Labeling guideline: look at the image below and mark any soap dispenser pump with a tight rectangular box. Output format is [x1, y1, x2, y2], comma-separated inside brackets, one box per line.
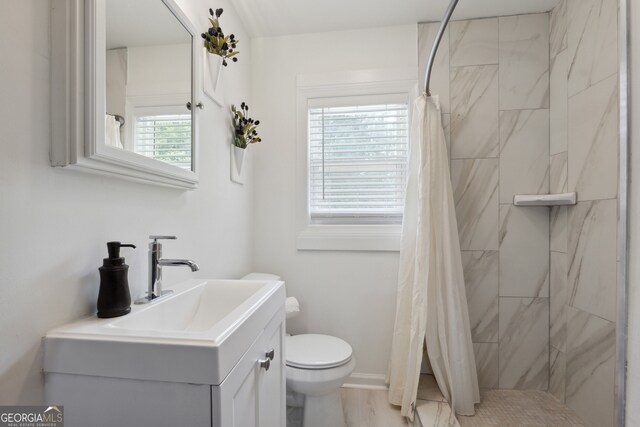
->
[97, 241, 136, 318]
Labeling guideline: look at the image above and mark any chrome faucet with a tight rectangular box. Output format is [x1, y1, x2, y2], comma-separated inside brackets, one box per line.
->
[135, 236, 199, 304]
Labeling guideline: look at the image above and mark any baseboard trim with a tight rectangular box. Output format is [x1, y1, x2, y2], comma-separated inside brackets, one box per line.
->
[342, 373, 388, 390]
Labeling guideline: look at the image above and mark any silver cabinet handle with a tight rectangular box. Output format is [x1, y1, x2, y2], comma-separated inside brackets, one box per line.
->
[259, 359, 271, 371]
[265, 349, 275, 361]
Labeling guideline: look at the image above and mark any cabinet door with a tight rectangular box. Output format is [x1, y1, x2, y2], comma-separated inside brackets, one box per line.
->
[213, 336, 262, 427]
[213, 311, 286, 427]
[258, 312, 286, 427]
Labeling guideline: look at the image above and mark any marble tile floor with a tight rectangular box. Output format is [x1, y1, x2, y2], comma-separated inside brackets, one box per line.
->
[341, 375, 584, 427]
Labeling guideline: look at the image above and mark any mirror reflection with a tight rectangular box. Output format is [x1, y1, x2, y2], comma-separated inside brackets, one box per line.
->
[105, 0, 193, 170]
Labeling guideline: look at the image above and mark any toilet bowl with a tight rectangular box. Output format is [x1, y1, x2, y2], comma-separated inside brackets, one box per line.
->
[286, 334, 355, 427]
[241, 273, 355, 427]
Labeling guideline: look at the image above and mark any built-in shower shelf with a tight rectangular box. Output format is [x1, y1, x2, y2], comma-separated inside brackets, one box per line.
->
[513, 192, 577, 207]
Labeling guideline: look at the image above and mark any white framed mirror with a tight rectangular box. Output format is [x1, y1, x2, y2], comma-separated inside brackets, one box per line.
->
[51, 0, 201, 189]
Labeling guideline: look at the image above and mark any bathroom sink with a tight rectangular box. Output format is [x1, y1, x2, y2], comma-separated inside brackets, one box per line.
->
[113, 280, 269, 332]
[44, 279, 285, 385]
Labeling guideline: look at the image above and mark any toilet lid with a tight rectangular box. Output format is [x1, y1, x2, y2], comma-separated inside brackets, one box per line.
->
[286, 334, 353, 369]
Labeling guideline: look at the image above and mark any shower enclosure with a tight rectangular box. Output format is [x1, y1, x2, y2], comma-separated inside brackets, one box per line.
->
[416, 0, 628, 425]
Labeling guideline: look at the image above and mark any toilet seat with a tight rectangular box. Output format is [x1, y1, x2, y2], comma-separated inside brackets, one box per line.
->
[286, 334, 353, 370]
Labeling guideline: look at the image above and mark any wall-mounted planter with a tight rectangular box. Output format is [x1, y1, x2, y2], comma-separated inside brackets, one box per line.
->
[230, 145, 246, 184]
[203, 49, 224, 107]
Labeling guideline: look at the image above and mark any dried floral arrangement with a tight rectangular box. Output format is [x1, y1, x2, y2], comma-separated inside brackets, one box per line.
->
[231, 102, 261, 148]
[201, 8, 239, 66]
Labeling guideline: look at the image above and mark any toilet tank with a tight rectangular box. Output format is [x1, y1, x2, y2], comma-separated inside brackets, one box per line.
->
[243, 273, 299, 322]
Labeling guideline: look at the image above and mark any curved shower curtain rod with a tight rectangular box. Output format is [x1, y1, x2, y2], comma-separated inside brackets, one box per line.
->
[424, 0, 460, 96]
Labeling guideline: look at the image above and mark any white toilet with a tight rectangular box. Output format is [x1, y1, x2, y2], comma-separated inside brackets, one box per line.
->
[242, 273, 355, 427]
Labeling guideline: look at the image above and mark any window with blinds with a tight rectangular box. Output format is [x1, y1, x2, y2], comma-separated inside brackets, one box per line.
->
[134, 113, 192, 170]
[308, 96, 409, 225]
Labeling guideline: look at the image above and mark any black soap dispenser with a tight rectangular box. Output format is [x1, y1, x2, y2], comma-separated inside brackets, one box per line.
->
[97, 241, 136, 318]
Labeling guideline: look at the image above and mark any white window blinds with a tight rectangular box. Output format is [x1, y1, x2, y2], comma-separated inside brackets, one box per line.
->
[308, 95, 409, 225]
[134, 113, 192, 170]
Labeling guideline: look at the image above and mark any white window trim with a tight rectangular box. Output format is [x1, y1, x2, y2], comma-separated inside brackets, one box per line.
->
[295, 68, 418, 252]
[132, 106, 192, 170]
[125, 93, 190, 151]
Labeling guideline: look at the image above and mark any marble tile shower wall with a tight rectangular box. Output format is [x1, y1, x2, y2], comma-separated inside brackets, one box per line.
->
[548, 1, 618, 427]
[418, 13, 551, 393]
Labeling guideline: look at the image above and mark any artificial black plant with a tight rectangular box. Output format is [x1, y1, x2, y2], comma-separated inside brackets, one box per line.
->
[231, 102, 261, 149]
[201, 8, 239, 66]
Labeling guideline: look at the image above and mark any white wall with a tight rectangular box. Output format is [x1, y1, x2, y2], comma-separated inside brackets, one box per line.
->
[127, 43, 191, 97]
[251, 25, 417, 380]
[106, 48, 127, 117]
[626, 1, 640, 425]
[0, 0, 253, 404]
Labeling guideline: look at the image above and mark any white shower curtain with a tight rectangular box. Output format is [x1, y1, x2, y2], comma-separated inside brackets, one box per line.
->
[386, 95, 479, 421]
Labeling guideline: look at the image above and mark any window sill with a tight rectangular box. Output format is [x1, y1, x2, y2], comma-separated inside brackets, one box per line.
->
[296, 225, 401, 252]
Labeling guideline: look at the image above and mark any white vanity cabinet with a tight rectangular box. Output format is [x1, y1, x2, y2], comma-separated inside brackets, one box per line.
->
[258, 318, 287, 426]
[213, 310, 286, 427]
[44, 279, 286, 427]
